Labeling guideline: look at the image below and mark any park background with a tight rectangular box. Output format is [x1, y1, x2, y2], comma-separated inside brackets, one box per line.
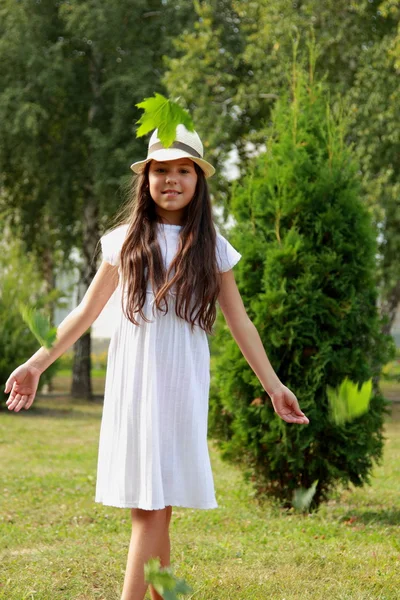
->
[1, 1, 400, 598]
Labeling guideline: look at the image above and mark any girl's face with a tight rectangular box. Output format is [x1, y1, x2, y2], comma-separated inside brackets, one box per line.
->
[148, 158, 198, 225]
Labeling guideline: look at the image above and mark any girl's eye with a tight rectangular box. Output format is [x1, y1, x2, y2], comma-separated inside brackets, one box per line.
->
[155, 168, 190, 174]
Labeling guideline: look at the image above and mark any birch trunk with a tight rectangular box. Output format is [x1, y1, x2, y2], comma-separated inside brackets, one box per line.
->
[71, 198, 99, 399]
[71, 48, 102, 399]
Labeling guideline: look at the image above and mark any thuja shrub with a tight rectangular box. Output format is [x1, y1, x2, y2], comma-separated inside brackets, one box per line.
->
[209, 58, 395, 508]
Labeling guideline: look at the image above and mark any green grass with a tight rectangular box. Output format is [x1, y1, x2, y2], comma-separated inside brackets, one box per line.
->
[56, 369, 106, 378]
[380, 380, 400, 402]
[0, 379, 399, 599]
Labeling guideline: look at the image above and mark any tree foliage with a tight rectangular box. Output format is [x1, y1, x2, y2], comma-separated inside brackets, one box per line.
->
[164, 0, 400, 331]
[0, 0, 196, 395]
[0, 0, 197, 255]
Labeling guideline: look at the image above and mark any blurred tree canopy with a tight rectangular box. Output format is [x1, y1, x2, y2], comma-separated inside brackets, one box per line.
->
[0, 0, 196, 266]
[164, 0, 400, 331]
[0, 0, 196, 396]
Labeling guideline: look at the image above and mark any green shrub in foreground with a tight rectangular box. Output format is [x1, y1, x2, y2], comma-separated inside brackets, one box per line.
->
[209, 53, 395, 508]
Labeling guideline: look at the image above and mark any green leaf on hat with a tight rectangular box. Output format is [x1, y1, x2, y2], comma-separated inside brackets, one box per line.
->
[135, 93, 195, 148]
[19, 304, 57, 349]
[327, 377, 373, 425]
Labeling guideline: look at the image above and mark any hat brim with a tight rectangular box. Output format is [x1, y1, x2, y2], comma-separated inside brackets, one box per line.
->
[130, 148, 215, 178]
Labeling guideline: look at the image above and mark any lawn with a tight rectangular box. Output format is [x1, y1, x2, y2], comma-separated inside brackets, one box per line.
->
[0, 376, 399, 599]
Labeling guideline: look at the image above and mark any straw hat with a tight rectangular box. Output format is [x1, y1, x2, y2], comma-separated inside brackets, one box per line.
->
[130, 124, 215, 178]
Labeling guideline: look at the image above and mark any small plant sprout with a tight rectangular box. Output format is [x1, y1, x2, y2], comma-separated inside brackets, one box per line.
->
[292, 480, 319, 513]
[327, 377, 373, 426]
[144, 558, 193, 599]
[19, 304, 57, 350]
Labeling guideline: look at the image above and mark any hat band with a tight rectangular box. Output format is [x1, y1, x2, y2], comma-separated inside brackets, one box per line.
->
[148, 141, 202, 159]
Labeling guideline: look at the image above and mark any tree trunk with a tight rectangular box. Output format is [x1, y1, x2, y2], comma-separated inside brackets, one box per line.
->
[380, 281, 400, 337]
[71, 47, 103, 400]
[42, 213, 57, 393]
[70, 197, 99, 399]
[71, 330, 93, 399]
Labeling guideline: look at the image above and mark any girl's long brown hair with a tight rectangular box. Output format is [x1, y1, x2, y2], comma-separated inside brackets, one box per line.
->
[106, 161, 221, 335]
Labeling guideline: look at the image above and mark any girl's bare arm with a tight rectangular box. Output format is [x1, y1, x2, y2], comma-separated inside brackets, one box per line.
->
[26, 261, 119, 374]
[217, 269, 309, 424]
[217, 269, 282, 394]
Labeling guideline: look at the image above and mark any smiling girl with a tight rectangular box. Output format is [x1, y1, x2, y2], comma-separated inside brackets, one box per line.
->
[4, 124, 308, 600]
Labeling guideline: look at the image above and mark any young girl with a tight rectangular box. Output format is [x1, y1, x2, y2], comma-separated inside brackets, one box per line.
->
[5, 124, 309, 600]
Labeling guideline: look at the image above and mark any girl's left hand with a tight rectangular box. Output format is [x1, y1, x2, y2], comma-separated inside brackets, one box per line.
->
[268, 384, 309, 424]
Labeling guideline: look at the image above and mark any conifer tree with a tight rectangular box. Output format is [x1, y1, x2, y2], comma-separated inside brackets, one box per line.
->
[209, 46, 395, 508]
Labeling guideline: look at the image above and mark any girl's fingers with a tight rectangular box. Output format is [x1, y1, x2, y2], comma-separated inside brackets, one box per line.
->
[7, 393, 21, 411]
[4, 377, 14, 394]
[15, 396, 27, 412]
[286, 392, 309, 422]
[293, 405, 309, 421]
[5, 383, 15, 403]
[8, 392, 24, 411]
[280, 410, 309, 424]
[25, 395, 35, 409]
[5, 383, 35, 411]
[10, 394, 21, 410]
[295, 406, 307, 417]
[286, 416, 307, 424]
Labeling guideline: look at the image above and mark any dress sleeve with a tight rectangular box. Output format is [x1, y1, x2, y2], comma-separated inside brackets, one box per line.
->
[100, 225, 129, 267]
[216, 231, 242, 273]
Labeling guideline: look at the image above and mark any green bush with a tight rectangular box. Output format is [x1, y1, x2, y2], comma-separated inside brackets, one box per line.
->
[56, 352, 75, 371]
[209, 55, 395, 508]
[0, 237, 64, 407]
[57, 351, 108, 373]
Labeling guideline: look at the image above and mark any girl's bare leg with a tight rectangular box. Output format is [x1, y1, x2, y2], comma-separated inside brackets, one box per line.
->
[149, 505, 173, 600]
[120, 505, 173, 600]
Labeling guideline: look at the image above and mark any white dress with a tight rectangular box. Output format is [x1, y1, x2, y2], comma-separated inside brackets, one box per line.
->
[95, 222, 241, 510]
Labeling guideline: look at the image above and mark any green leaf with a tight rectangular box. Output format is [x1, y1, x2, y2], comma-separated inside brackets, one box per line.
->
[135, 93, 195, 147]
[174, 580, 193, 594]
[292, 479, 318, 512]
[19, 304, 57, 349]
[327, 378, 373, 425]
[144, 558, 193, 599]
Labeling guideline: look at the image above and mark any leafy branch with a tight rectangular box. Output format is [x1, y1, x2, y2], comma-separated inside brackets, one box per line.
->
[144, 558, 193, 600]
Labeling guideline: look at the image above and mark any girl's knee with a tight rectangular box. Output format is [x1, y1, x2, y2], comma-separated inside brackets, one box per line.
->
[130, 506, 168, 526]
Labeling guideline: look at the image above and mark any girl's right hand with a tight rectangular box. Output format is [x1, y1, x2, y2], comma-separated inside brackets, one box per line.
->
[4, 363, 42, 412]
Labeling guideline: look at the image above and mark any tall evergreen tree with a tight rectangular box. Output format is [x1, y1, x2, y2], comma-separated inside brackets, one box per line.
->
[209, 50, 395, 507]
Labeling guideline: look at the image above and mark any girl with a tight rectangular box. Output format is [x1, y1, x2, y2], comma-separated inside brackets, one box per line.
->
[4, 124, 309, 600]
